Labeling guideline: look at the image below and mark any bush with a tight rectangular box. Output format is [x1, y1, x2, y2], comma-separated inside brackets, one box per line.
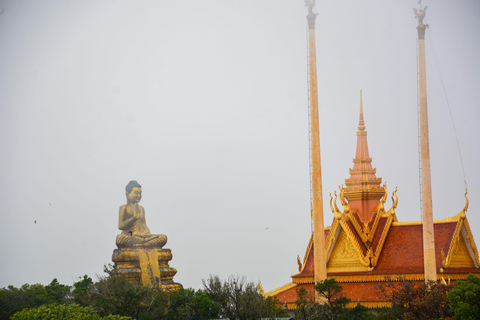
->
[10, 303, 132, 320]
[377, 277, 453, 319]
[447, 273, 480, 320]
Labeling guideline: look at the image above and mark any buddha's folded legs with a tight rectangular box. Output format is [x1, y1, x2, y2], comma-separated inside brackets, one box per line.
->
[116, 234, 167, 248]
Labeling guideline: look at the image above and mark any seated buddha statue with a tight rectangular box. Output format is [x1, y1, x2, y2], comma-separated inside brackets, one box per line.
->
[116, 180, 167, 248]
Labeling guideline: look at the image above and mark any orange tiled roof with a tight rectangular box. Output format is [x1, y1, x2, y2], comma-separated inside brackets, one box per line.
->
[370, 217, 387, 254]
[271, 220, 480, 306]
[285, 219, 479, 282]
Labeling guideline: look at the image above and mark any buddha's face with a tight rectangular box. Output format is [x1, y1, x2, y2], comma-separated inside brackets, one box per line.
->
[127, 187, 142, 204]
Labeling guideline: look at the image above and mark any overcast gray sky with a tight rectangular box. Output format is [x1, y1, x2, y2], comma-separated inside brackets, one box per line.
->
[0, 0, 479, 292]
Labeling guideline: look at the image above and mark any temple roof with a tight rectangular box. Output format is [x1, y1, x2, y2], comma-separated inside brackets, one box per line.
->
[267, 201, 480, 307]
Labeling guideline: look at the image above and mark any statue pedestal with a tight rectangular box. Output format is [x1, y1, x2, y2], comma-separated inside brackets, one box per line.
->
[112, 247, 182, 290]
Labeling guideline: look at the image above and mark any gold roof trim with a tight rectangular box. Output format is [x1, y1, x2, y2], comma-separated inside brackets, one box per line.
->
[326, 193, 343, 261]
[302, 234, 314, 271]
[292, 276, 314, 284]
[352, 157, 372, 163]
[393, 216, 463, 226]
[284, 303, 297, 311]
[258, 281, 265, 296]
[349, 167, 376, 175]
[285, 301, 392, 311]
[343, 190, 385, 201]
[345, 177, 383, 185]
[326, 219, 341, 262]
[264, 282, 296, 297]
[346, 301, 392, 309]
[329, 272, 475, 283]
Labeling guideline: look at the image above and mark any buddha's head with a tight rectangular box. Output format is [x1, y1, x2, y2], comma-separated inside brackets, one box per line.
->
[126, 180, 142, 204]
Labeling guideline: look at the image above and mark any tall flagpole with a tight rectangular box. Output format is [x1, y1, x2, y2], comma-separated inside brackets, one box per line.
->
[414, 2, 437, 283]
[305, 0, 327, 300]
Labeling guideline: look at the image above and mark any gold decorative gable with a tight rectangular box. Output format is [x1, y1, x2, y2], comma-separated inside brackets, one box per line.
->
[326, 186, 398, 269]
[327, 229, 371, 272]
[442, 192, 480, 269]
[449, 235, 475, 268]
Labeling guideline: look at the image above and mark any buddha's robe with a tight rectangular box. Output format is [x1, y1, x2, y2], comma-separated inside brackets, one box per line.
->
[116, 204, 167, 248]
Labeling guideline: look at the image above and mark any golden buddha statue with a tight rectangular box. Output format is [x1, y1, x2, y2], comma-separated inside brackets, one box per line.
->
[112, 181, 181, 290]
[116, 180, 167, 248]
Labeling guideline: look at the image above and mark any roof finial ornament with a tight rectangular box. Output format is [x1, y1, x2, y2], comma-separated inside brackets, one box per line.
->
[358, 90, 366, 131]
[305, 0, 317, 28]
[413, 0, 428, 26]
[305, 0, 315, 14]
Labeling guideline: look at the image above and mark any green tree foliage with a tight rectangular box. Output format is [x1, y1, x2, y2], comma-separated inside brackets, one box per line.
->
[2, 272, 290, 320]
[72, 275, 94, 306]
[314, 278, 350, 319]
[164, 288, 219, 320]
[0, 279, 70, 320]
[294, 287, 317, 320]
[10, 303, 132, 320]
[447, 273, 480, 320]
[202, 274, 288, 320]
[88, 274, 169, 320]
[294, 279, 372, 320]
[44, 279, 70, 304]
[377, 277, 453, 319]
[263, 295, 289, 320]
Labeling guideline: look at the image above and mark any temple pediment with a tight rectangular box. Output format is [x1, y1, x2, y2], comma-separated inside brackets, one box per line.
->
[441, 192, 480, 269]
[327, 228, 372, 272]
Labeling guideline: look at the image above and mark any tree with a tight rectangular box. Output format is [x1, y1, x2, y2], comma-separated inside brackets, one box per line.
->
[294, 279, 371, 320]
[90, 274, 169, 320]
[202, 274, 287, 320]
[262, 295, 289, 320]
[45, 278, 70, 304]
[72, 275, 95, 306]
[377, 277, 453, 319]
[0, 279, 71, 320]
[10, 303, 132, 320]
[165, 288, 219, 320]
[294, 287, 316, 320]
[447, 273, 480, 320]
[70, 264, 170, 320]
[314, 278, 354, 320]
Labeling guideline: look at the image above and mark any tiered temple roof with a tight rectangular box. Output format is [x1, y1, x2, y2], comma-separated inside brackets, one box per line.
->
[267, 101, 480, 309]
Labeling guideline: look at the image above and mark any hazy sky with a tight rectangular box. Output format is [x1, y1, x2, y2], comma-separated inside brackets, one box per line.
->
[0, 1, 479, 292]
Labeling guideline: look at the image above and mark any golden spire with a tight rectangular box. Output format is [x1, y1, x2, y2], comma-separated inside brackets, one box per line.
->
[358, 90, 365, 131]
[342, 93, 384, 223]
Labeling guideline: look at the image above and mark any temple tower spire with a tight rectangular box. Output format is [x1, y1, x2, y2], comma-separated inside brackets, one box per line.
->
[343, 92, 383, 223]
[358, 91, 365, 131]
[414, 1, 437, 282]
[305, 0, 327, 300]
